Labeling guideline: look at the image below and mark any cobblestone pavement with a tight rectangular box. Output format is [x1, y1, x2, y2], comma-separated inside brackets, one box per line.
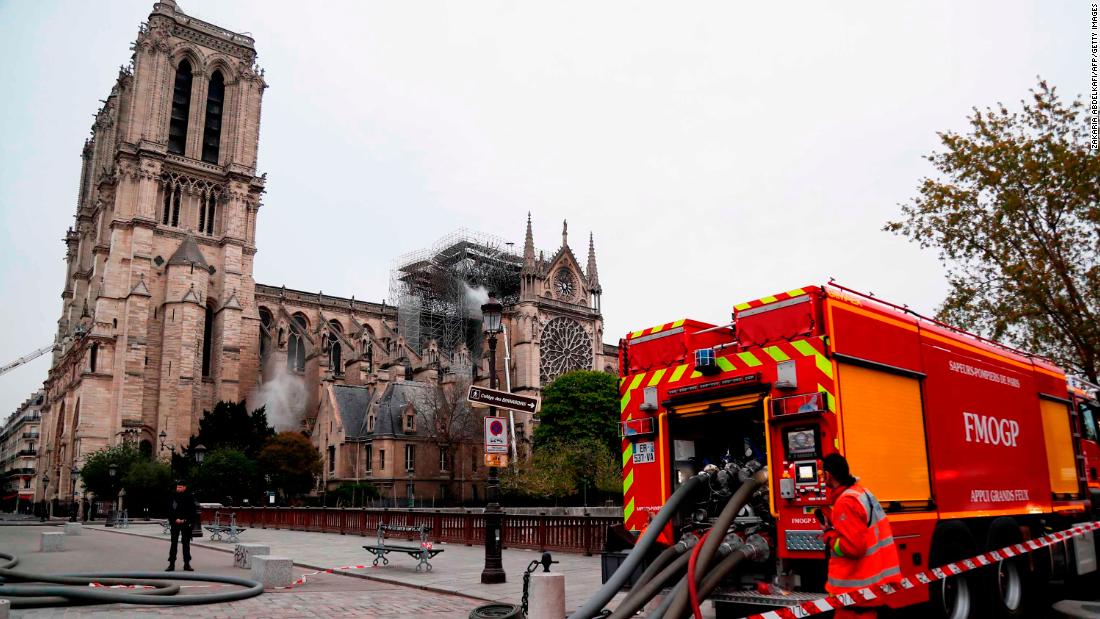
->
[0, 525, 480, 618]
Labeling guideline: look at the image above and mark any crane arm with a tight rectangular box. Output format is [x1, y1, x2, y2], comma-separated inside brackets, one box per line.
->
[0, 344, 56, 377]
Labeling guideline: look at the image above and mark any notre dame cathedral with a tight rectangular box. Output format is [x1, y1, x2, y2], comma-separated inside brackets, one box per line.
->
[36, 1, 615, 506]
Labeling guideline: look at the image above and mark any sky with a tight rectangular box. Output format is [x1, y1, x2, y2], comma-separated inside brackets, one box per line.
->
[0, 0, 1089, 417]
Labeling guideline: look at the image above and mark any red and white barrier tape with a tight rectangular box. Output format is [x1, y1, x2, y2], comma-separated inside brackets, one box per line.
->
[741, 521, 1100, 619]
[276, 563, 373, 589]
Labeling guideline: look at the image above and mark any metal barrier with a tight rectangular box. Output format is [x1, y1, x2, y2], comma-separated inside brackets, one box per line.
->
[199, 507, 619, 555]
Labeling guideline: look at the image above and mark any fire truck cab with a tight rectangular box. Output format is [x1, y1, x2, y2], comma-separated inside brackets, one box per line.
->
[616, 283, 1096, 618]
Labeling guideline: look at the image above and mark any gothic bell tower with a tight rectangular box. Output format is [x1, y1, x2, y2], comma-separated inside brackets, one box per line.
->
[42, 0, 268, 491]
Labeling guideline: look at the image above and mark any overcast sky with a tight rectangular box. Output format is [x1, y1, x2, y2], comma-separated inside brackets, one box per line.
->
[0, 1, 1089, 417]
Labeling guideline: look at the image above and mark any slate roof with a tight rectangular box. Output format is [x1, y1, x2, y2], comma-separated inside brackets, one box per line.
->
[168, 233, 210, 268]
[371, 381, 437, 438]
[332, 384, 374, 440]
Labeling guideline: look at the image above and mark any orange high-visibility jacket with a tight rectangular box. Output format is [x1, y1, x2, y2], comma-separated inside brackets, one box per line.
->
[825, 484, 902, 595]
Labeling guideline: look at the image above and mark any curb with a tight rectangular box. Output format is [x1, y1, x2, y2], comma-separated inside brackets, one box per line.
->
[88, 525, 501, 605]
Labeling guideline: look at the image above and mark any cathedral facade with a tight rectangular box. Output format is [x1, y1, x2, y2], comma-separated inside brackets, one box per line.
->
[35, 1, 616, 506]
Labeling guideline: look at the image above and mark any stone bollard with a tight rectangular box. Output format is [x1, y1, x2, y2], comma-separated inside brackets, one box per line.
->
[0, 598, 9, 619]
[250, 555, 293, 588]
[40, 532, 65, 552]
[527, 571, 565, 619]
[64, 522, 83, 536]
[233, 543, 271, 569]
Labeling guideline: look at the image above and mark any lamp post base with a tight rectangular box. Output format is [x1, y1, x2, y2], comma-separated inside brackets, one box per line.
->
[480, 502, 507, 584]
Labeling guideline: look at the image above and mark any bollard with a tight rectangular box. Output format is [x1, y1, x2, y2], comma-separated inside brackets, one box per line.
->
[233, 543, 271, 569]
[40, 532, 65, 552]
[527, 571, 565, 619]
[64, 522, 83, 536]
[250, 555, 293, 588]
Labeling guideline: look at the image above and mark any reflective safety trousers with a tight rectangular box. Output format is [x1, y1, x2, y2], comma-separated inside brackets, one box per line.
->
[825, 484, 902, 596]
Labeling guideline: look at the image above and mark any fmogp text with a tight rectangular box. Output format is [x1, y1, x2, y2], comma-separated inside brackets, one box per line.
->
[962, 412, 1020, 447]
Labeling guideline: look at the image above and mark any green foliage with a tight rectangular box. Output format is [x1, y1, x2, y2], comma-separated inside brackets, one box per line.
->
[534, 370, 620, 454]
[121, 458, 173, 513]
[79, 443, 142, 500]
[190, 401, 276, 459]
[502, 438, 622, 503]
[325, 482, 381, 507]
[886, 80, 1100, 381]
[192, 448, 260, 505]
[259, 432, 322, 500]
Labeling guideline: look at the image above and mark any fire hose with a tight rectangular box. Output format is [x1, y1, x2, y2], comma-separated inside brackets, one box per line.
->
[604, 469, 769, 619]
[0, 551, 264, 608]
[568, 470, 713, 619]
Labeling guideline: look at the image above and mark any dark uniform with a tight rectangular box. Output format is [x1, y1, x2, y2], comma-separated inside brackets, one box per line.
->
[167, 486, 197, 571]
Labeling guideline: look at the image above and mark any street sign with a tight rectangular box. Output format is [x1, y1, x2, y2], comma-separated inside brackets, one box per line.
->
[485, 417, 509, 454]
[484, 453, 509, 467]
[468, 385, 540, 415]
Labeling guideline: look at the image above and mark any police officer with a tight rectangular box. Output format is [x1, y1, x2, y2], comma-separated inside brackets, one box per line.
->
[821, 454, 901, 618]
[166, 480, 197, 572]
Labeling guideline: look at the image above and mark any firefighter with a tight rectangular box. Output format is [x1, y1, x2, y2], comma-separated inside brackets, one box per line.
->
[821, 454, 901, 618]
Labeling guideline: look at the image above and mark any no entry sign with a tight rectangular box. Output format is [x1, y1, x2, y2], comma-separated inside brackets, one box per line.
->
[484, 417, 509, 454]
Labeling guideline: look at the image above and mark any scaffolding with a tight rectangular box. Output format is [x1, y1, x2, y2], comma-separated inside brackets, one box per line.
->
[390, 230, 529, 360]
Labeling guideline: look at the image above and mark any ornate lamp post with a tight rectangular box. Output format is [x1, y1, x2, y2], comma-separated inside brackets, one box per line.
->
[39, 473, 50, 522]
[70, 466, 79, 522]
[105, 463, 118, 527]
[480, 294, 506, 584]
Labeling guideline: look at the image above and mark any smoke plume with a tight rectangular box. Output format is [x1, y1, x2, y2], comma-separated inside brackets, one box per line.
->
[248, 361, 308, 432]
[464, 283, 490, 319]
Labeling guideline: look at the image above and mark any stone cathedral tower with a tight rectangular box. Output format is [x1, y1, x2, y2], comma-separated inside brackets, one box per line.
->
[39, 0, 266, 502]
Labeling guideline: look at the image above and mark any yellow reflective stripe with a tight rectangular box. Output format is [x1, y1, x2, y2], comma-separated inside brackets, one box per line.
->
[764, 346, 790, 362]
[620, 374, 645, 413]
[690, 370, 702, 379]
[624, 469, 634, 491]
[760, 295, 778, 304]
[620, 376, 628, 387]
[622, 443, 633, 467]
[787, 288, 807, 297]
[791, 339, 834, 379]
[833, 539, 844, 557]
[631, 329, 645, 338]
[647, 369, 666, 387]
[671, 319, 685, 328]
[650, 324, 665, 334]
[669, 364, 689, 383]
[737, 351, 762, 367]
[819, 385, 836, 411]
[716, 357, 735, 372]
[624, 497, 635, 521]
[734, 302, 752, 311]
[828, 566, 902, 589]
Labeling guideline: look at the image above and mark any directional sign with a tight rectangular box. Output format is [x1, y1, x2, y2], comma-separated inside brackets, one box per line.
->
[485, 417, 509, 454]
[468, 385, 540, 415]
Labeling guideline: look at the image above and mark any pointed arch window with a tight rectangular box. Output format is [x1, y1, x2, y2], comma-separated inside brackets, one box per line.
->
[202, 303, 214, 377]
[168, 59, 193, 155]
[201, 71, 224, 164]
[89, 344, 98, 373]
[259, 307, 273, 359]
[287, 313, 308, 373]
[199, 190, 217, 235]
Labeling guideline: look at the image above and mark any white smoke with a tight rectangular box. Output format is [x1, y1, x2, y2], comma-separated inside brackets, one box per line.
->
[464, 283, 490, 319]
[248, 360, 308, 432]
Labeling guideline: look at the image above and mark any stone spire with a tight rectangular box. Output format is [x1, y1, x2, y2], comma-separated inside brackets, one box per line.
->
[167, 233, 209, 270]
[522, 212, 536, 275]
[562, 219, 568, 248]
[586, 232, 601, 292]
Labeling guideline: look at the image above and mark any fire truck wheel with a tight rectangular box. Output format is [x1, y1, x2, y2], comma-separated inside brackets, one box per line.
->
[928, 520, 978, 619]
[983, 517, 1028, 618]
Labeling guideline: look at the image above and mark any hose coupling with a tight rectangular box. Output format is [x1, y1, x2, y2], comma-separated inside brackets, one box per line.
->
[742, 534, 771, 562]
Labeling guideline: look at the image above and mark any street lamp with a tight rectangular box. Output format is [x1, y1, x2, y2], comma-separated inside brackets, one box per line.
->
[39, 473, 50, 522]
[194, 444, 206, 464]
[480, 293, 506, 584]
[106, 463, 118, 527]
[70, 466, 79, 522]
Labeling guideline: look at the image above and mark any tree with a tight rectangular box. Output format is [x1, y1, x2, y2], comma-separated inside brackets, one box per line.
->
[192, 448, 260, 505]
[79, 443, 141, 501]
[258, 432, 322, 501]
[420, 377, 484, 496]
[502, 438, 622, 505]
[534, 370, 620, 454]
[325, 482, 380, 507]
[886, 80, 1100, 381]
[189, 401, 276, 459]
[121, 458, 173, 515]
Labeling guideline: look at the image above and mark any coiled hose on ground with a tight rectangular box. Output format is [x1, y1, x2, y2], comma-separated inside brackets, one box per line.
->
[0, 551, 264, 608]
[568, 470, 712, 619]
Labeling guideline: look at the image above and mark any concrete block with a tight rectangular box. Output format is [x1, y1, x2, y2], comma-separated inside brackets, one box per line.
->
[233, 543, 270, 569]
[250, 555, 293, 588]
[527, 572, 565, 619]
[40, 532, 65, 552]
[64, 522, 83, 536]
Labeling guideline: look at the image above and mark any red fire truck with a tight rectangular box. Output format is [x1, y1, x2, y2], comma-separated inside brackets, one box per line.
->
[614, 283, 1096, 618]
[1071, 377, 1100, 501]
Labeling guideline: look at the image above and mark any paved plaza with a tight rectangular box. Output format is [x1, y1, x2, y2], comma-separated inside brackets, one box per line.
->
[0, 521, 634, 618]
